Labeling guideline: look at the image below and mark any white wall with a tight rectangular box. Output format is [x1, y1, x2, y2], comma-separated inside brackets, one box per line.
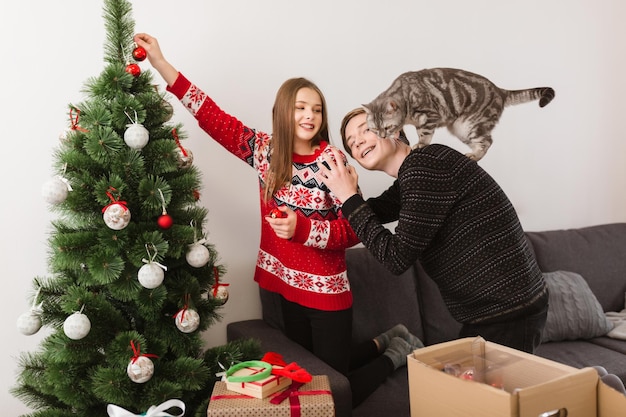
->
[2, 0, 625, 414]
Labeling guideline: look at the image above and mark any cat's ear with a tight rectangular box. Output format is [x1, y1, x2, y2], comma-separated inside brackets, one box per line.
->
[385, 100, 398, 113]
[385, 100, 399, 115]
[361, 104, 371, 113]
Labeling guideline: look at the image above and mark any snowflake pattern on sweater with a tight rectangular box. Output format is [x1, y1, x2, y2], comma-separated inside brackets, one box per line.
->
[167, 73, 359, 311]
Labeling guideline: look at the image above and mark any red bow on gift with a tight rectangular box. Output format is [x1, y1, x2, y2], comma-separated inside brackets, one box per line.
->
[273, 362, 313, 383]
[261, 352, 287, 367]
[261, 352, 313, 383]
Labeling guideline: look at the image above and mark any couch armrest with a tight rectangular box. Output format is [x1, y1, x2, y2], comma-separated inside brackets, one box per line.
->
[227, 319, 352, 417]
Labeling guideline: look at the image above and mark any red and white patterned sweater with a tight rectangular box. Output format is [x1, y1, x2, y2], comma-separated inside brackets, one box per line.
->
[167, 73, 360, 311]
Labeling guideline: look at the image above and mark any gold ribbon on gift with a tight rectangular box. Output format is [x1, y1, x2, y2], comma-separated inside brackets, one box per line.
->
[106, 399, 185, 417]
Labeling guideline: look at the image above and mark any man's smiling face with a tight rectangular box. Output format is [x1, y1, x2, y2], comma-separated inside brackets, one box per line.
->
[344, 112, 398, 171]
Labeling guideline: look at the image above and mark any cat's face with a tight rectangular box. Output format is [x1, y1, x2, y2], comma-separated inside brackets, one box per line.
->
[363, 99, 403, 139]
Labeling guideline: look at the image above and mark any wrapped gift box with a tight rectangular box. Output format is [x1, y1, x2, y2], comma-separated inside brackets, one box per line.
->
[208, 375, 334, 417]
[225, 365, 292, 399]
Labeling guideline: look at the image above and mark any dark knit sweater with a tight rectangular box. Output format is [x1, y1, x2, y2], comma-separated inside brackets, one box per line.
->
[341, 144, 547, 324]
[167, 73, 360, 311]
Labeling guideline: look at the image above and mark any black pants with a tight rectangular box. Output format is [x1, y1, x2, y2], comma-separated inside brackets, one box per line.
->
[459, 304, 549, 353]
[280, 296, 394, 407]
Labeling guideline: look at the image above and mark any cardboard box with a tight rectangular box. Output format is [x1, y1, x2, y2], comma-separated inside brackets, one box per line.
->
[408, 337, 599, 417]
[598, 379, 626, 416]
[225, 365, 292, 399]
[208, 375, 334, 417]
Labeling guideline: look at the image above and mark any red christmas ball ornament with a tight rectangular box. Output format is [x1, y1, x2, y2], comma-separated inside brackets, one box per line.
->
[158, 213, 173, 229]
[269, 208, 287, 218]
[132, 46, 147, 62]
[125, 63, 141, 77]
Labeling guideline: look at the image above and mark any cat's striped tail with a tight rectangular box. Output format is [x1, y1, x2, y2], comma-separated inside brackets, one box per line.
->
[505, 87, 555, 108]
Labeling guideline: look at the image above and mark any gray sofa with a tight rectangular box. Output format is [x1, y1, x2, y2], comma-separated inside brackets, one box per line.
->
[226, 223, 626, 417]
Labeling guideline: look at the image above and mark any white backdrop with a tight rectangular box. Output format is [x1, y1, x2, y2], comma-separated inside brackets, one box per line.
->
[2, 0, 625, 414]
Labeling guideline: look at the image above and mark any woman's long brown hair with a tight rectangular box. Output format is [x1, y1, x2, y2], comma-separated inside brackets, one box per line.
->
[264, 78, 330, 201]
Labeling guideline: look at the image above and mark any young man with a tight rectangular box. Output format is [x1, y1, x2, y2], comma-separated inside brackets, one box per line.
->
[317, 107, 548, 353]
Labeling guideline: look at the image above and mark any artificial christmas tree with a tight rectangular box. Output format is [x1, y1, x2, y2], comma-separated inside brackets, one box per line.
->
[11, 1, 260, 416]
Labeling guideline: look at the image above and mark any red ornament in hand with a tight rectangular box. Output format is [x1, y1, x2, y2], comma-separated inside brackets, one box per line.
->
[157, 213, 173, 229]
[125, 63, 141, 77]
[132, 46, 147, 62]
[269, 208, 287, 218]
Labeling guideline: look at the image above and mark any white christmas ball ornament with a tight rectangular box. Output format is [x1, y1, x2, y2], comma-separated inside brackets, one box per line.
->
[186, 243, 210, 268]
[63, 312, 91, 340]
[42, 177, 70, 204]
[175, 147, 194, 169]
[124, 123, 150, 150]
[127, 355, 154, 383]
[210, 285, 229, 305]
[17, 310, 43, 335]
[138, 262, 165, 289]
[175, 308, 200, 333]
[103, 203, 131, 230]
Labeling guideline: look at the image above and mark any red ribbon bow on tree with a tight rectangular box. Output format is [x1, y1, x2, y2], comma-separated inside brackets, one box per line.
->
[130, 341, 159, 364]
[102, 186, 128, 213]
[69, 107, 89, 132]
[172, 128, 188, 157]
[173, 294, 191, 321]
[211, 267, 230, 298]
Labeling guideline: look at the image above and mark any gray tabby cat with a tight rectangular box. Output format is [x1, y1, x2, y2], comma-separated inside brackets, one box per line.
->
[363, 68, 555, 160]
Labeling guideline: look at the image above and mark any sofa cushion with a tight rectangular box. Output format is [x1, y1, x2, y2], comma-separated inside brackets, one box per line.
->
[525, 223, 626, 312]
[589, 334, 626, 355]
[542, 270, 614, 342]
[536, 339, 626, 383]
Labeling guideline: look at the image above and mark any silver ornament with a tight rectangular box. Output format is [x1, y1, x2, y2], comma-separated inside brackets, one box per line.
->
[186, 244, 210, 268]
[137, 262, 165, 289]
[163, 101, 174, 122]
[124, 123, 149, 150]
[63, 312, 91, 340]
[17, 310, 43, 335]
[42, 177, 71, 204]
[174, 308, 200, 333]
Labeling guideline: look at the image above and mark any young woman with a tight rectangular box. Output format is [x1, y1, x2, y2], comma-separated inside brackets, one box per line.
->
[318, 107, 549, 354]
[133, 34, 423, 406]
